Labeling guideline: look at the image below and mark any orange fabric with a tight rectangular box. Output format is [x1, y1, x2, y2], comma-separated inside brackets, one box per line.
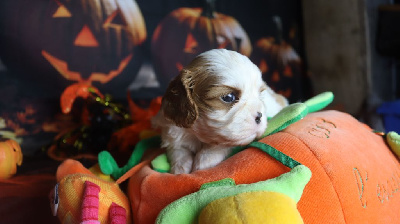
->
[56, 159, 94, 182]
[127, 110, 400, 224]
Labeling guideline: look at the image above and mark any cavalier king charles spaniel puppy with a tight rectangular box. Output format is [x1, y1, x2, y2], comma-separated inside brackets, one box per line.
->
[152, 49, 288, 174]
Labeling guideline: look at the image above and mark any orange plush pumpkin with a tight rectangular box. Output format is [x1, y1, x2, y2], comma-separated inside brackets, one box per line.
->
[0, 0, 146, 98]
[126, 110, 400, 224]
[151, 0, 252, 90]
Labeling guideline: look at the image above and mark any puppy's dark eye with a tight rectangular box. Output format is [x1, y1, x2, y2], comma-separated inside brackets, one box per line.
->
[221, 93, 237, 103]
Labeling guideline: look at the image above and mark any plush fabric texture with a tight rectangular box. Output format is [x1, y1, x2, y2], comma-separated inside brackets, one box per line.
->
[127, 110, 400, 224]
[81, 181, 101, 223]
[156, 165, 310, 223]
[199, 191, 303, 224]
[109, 202, 127, 224]
[55, 160, 131, 224]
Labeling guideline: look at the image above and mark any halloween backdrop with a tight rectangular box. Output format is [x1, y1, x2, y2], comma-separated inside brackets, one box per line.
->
[0, 0, 310, 155]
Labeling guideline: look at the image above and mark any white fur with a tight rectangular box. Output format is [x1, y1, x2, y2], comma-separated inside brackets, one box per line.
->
[152, 49, 288, 174]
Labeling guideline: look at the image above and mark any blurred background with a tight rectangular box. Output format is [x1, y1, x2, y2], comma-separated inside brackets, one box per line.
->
[0, 0, 399, 156]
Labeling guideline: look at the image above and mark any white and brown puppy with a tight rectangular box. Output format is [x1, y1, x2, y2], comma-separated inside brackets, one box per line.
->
[152, 49, 288, 174]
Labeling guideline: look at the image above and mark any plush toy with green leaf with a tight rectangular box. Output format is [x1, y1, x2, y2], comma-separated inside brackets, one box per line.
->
[156, 165, 311, 224]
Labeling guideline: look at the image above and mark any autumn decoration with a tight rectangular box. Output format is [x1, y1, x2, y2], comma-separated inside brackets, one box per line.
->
[46, 85, 131, 161]
[0, 139, 23, 179]
[151, 0, 252, 90]
[250, 16, 304, 102]
[0, 0, 147, 98]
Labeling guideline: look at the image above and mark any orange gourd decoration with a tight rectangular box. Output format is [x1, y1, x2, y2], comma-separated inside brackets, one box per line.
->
[250, 16, 303, 102]
[0, 0, 146, 98]
[0, 139, 23, 179]
[151, 0, 252, 90]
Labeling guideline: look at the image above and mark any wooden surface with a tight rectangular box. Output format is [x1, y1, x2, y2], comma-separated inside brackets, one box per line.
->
[302, 0, 371, 114]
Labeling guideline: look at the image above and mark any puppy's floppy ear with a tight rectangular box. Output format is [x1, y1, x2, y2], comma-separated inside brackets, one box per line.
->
[161, 69, 198, 128]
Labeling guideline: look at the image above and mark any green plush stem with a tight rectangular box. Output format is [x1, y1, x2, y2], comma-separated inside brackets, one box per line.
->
[304, 91, 334, 113]
[98, 135, 162, 179]
[262, 103, 308, 138]
[98, 151, 119, 175]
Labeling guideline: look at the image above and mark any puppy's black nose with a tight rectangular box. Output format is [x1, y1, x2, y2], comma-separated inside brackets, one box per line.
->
[255, 112, 262, 124]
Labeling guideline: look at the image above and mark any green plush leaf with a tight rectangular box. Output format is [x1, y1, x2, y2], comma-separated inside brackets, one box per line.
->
[156, 165, 312, 224]
[98, 151, 119, 175]
[98, 135, 162, 179]
[262, 103, 308, 138]
[387, 131, 400, 158]
[304, 91, 334, 113]
[151, 153, 171, 173]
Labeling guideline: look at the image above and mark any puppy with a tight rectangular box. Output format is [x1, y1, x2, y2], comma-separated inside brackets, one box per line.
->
[152, 49, 288, 174]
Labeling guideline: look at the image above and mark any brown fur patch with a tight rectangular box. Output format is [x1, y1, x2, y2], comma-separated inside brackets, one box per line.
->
[161, 69, 198, 128]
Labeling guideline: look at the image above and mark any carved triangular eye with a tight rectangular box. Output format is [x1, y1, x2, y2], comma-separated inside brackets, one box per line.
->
[184, 33, 198, 53]
[104, 10, 126, 27]
[52, 5, 72, 18]
[74, 25, 99, 47]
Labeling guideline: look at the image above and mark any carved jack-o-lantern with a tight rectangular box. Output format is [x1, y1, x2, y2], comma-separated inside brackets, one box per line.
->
[0, 0, 146, 98]
[151, 0, 252, 90]
[250, 17, 304, 102]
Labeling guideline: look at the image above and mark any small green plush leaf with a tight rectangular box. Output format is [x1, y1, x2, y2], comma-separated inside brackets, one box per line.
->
[304, 91, 334, 113]
[262, 103, 308, 138]
[156, 165, 311, 224]
[98, 135, 162, 179]
[387, 131, 400, 158]
[98, 151, 119, 175]
[151, 153, 171, 173]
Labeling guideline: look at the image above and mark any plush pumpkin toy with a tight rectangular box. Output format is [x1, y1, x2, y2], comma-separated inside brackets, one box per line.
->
[151, 0, 252, 90]
[0, 139, 23, 180]
[0, 0, 146, 98]
[156, 157, 311, 224]
[51, 159, 131, 224]
[118, 91, 400, 224]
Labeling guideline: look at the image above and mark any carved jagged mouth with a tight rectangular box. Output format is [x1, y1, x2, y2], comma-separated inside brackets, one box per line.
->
[41, 50, 132, 84]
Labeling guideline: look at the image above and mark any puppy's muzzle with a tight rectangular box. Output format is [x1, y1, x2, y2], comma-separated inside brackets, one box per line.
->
[255, 112, 262, 124]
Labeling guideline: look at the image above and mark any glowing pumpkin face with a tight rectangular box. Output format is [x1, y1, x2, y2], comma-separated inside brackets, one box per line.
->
[40, 0, 146, 94]
[151, 0, 252, 90]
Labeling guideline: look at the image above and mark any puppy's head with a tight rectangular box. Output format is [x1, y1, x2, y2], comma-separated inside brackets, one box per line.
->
[162, 49, 282, 146]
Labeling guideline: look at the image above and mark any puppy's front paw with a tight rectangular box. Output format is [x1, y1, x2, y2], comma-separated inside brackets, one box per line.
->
[192, 148, 230, 172]
[170, 158, 193, 174]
